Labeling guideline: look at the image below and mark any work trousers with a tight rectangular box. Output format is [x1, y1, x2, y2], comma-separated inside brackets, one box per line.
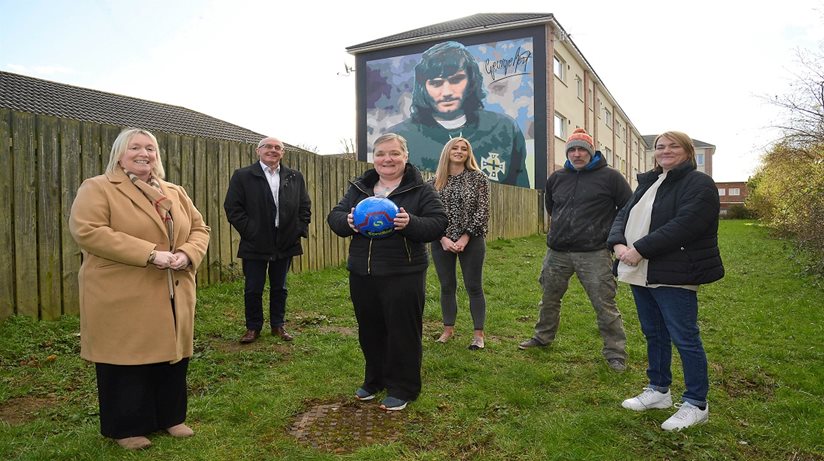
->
[533, 248, 627, 361]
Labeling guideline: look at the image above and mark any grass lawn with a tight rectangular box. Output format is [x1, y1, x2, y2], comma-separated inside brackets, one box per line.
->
[0, 220, 822, 460]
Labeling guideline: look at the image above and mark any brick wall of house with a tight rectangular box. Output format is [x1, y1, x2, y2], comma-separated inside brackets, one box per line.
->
[715, 181, 748, 215]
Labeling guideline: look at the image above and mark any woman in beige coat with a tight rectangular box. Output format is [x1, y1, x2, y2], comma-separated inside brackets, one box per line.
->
[69, 128, 209, 450]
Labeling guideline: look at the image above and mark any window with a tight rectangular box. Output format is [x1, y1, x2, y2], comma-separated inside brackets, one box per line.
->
[696, 153, 705, 166]
[616, 120, 623, 138]
[604, 108, 613, 127]
[718, 189, 726, 196]
[605, 147, 613, 165]
[729, 188, 740, 196]
[554, 113, 567, 139]
[575, 75, 583, 100]
[553, 54, 566, 81]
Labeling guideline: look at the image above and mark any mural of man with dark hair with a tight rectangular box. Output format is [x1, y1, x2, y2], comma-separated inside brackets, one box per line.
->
[387, 41, 529, 187]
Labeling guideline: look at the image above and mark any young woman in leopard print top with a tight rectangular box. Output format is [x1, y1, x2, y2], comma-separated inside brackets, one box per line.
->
[429, 137, 490, 350]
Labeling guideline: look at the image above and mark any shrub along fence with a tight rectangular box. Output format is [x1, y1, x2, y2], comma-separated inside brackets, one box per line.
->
[0, 109, 543, 320]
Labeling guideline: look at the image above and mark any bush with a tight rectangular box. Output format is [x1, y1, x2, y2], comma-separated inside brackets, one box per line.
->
[724, 204, 754, 219]
[747, 142, 824, 277]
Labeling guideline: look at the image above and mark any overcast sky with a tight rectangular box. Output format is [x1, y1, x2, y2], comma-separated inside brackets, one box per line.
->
[2, 0, 822, 181]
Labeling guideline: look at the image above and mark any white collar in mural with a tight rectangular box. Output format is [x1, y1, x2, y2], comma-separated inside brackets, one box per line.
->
[436, 115, 467, 130]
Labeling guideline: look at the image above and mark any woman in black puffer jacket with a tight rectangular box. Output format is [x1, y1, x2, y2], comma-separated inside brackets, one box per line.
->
[328, 133, 447, 412]
[608, 131, 723, 431]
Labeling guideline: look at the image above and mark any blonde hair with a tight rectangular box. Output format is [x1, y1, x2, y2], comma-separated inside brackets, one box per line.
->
[433, 137, 479, 190]
[373, 133, 408, 154]
[653, 131, 696, 172]
[105, 128, 165, 179]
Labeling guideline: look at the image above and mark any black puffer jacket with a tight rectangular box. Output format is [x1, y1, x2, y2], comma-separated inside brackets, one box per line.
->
[327, 165, 447, 276]
[608, 161, 724, 285]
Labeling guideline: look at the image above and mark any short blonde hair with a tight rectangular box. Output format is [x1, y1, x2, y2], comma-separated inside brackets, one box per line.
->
[105, 128, 165, 179]
[653, 131, 696, 172]
[373, 133, 409, 154]
[433, 137, 479, 190]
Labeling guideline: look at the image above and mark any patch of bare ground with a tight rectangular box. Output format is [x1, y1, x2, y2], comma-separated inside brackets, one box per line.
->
[711, 363, 777, 399]
[208, 336, 294, 355]
[0, 394, 60, 425]
[316, 326, 357, 336]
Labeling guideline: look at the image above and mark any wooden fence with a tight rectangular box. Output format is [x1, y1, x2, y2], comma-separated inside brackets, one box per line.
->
[0, 109, 543, 320]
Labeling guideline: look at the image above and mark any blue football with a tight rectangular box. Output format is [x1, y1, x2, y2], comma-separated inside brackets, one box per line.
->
[353, 196, 399, 239]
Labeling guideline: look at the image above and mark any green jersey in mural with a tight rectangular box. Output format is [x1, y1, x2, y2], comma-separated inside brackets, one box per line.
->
[388, 110, 529, 188]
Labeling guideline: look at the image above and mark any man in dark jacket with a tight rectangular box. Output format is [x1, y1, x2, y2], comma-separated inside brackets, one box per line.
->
[224, 137, 311, 344]
[518, 128, 632, 372]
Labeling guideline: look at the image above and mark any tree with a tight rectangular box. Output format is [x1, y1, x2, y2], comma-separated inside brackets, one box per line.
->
[748, 142, 824, 276]
[296, 144, 318, 153]
[755, 39, 824, 277]
[771, 46, 824, 147]
[338, 138, 357, 161]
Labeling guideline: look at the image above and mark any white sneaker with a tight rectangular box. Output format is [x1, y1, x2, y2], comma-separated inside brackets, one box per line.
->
[661, 402, 709, 431]
[621, 387, 673, 411]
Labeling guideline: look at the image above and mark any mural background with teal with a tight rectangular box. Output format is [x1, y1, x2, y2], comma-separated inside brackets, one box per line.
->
[365, 37, 535, 188]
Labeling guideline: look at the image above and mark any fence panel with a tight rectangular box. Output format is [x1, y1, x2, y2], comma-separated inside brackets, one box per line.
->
[60, 118, 82, 315]
[0, 109, 13, 319]
[12, 112, 38, 317]
[1, 110, 541, 320]
[205, 139, 221, 284]
[226, 142, 241, 276]
[193, 138, 209, 285]
[217, 141, 232, 280]
[36, 115, 62, 320]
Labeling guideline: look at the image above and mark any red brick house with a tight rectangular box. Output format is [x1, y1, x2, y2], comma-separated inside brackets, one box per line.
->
[715, 181, 749, 215]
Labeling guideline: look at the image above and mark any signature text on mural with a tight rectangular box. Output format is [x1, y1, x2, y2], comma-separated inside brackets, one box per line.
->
[484, 47, 532, 82]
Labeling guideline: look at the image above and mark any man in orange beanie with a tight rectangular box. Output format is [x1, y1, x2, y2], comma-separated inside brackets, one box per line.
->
[519, 128, 632, 372]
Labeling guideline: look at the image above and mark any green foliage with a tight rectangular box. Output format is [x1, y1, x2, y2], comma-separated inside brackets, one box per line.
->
[1, 222, 823, 460]
[747, 142, 824, 277]
[723, 204, 754, 220]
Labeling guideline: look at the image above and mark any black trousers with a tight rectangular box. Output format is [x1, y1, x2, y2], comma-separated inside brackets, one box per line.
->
[242, 256, 292, 331]
[95, 358, 189, 438]
[350, 271, 425, 401]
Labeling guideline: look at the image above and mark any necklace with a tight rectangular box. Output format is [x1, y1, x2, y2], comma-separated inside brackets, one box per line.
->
[376, 179, 401, 197]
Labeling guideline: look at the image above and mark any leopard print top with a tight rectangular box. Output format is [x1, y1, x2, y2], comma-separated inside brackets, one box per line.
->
[430, 169, 489, 241]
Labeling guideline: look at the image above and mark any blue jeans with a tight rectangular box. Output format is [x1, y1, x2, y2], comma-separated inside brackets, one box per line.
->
[630, 285, 708, 407]
[242, 257, 292, 331]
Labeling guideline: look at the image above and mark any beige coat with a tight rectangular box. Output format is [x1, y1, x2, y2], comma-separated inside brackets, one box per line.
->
[69, 170, 210, 365]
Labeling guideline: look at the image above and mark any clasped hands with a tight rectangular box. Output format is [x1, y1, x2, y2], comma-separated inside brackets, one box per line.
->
[151, 250, 190, 270]
[441, 234, 470, 253]
[613, 244, 642, 267]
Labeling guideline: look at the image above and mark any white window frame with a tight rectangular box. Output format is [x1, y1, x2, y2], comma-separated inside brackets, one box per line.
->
[554, 113, 567, 139]
[729, 188, 740, 196]
[718, 189, 726, 196]
[575, 75, 583, 100]
[553, 54, 566, 81]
